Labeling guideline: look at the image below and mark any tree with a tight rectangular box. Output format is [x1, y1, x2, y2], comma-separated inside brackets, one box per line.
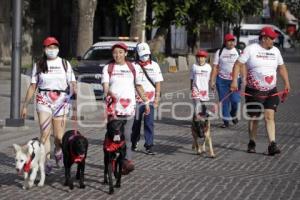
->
[76, 0, 97, 56]
[130, 0, 147, 42]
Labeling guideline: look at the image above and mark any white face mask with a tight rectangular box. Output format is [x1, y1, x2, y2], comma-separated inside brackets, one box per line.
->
[139, 54, 150, 62]
[45, 48, 59, 59]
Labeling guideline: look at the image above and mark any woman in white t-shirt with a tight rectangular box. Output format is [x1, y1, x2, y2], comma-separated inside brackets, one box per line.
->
[231, 27, 291, 155]
[102, 42, 150, 174]
[190, 49, 212, 116]
[131, 42, 164, 155]
[21, 37, 76, 174]
[211, 33, 241, 128]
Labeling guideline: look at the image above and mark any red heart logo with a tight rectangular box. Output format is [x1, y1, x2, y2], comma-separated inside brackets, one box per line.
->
[48, 91, 59, 101]
[265, 76, 274, 84]
[146, 91, 154, 100]
[119, 98, 131, 109]
[199, 90, 207, 96]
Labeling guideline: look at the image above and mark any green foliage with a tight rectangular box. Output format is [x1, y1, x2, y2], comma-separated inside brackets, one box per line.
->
[115, 0, 135, 22]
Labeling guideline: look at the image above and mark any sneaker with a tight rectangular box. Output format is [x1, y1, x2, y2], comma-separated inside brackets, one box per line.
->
[268, 141, 281, 156]
[45, 161, 52, 176]
[247, 140, 256, 153]
[220, 122, 229, 128]
[54, 148, 63, 167]
[131, 143, 139, 152]
[122, 160, 135, 175]
[145, 147, 155, 155]
[232, 118, 239, 125]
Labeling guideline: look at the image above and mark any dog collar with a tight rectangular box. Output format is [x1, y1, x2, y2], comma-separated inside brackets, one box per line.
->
[103, 139, 125, 152]
[69, 133, 86, 163]
[70, 150, 85, 163]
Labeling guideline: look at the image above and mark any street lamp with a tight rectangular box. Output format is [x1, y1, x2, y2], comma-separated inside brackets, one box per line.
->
[5, 0, 24, 127]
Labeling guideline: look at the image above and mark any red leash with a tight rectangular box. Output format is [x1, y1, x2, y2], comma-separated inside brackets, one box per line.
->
[219, 89, 289, 103]
[239, 89, 289, 103]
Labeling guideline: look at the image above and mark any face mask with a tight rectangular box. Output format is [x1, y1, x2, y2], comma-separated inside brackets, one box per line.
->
[139, 54, 150, 62]
[45, 48, 59, 59]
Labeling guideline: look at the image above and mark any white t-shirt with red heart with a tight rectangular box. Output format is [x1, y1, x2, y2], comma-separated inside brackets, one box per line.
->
[102, 63, 142, 116]
[238, 43, 284, 91]
[213, 48, 240, 80]
[190, 63, 212, 101]
[134, 61, 164, 103]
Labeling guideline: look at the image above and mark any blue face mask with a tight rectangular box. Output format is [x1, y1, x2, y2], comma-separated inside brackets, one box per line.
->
[45, 48, 59, 59]
[139, 54, 150, 62]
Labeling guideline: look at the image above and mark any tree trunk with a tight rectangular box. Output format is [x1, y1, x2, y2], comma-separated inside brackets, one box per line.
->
[130, 0, 147, 42]
[0, 0, 12, 64]
[148, 27, 169, 55]
[76, 0, 97, 56]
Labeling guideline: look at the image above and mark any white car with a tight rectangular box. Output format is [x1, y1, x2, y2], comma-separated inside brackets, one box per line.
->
[238, 24, 293, 49]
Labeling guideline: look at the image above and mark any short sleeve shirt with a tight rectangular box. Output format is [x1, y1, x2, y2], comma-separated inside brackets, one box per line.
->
[31, 57, 76, 90]
[134, 61, 164, 103]
[190, 63, 212, 101]
[102, 62, 141, 116]
[213, 48, 240, 80]
[238, 43, 284, 91]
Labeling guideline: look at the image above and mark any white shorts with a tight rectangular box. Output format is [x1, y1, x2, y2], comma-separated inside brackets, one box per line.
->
[36, 91, 71, 117]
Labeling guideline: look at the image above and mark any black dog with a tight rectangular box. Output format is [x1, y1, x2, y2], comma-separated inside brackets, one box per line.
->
[103, 120, 126, 194]
[62, 130, 88, 190]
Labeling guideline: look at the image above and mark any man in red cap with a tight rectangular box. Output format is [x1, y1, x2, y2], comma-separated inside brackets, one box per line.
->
[211, 33, 241, 128]
[231, 26, 291, 155]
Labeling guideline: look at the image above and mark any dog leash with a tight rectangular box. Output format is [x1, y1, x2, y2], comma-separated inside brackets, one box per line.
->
[219, 89, 289, 103]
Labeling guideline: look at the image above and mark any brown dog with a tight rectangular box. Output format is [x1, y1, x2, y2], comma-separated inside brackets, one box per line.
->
[191, 113, 215, 158]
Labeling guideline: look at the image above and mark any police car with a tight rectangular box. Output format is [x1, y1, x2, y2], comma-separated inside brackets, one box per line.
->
[73, 38, 138, 99]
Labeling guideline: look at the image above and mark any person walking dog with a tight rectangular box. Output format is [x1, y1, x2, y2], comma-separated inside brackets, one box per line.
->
[230, 27, 291, 155]
[21, 37, 76, 174]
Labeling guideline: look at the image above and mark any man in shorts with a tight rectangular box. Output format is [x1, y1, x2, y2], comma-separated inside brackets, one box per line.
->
[230, 27, 291, 155]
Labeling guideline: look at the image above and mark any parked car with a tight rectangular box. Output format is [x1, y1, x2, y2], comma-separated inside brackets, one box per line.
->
[73, 40, 138, 99]
[238, 24, 293, 49]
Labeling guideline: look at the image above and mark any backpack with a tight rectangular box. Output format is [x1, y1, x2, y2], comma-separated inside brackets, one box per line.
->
[107, 61, 136, 79]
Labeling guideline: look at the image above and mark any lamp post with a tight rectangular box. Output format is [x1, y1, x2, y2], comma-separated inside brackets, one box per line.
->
[5, 0, 24, 127]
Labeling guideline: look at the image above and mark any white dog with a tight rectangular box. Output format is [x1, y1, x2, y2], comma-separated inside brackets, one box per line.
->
[13, 138, 46, 189]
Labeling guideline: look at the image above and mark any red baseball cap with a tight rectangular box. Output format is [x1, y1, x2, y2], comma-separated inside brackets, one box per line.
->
[196, 50, 208, 57]
[260, 26, 278, 39]
[112, 42, 128, 51]
[224, 33, 235, 42]
[43, 37, 59, 47]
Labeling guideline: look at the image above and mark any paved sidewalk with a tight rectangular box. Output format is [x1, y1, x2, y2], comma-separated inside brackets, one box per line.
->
[0, 60, 300, 199]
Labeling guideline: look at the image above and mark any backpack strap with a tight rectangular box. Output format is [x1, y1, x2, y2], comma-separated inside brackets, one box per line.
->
[61, 58, 70, 92]
[218, 47, 240, 58]
[218, 47, 224, 57]
[62, 58, 68, 72]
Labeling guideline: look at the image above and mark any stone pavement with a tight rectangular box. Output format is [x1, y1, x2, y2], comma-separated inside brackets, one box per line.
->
[0, 55, 300, 200]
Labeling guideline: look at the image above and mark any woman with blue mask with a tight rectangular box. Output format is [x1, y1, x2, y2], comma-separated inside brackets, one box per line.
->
[21, 37, 77, 175]
[131, 42, 164, 155]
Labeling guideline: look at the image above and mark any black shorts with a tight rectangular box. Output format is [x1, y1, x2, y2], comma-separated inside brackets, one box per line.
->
[245, 87, 280, 116]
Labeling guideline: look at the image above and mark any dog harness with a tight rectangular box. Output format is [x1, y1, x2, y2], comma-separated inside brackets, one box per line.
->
[23, 138, 40, 173]
[68, 133, 86, 163]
